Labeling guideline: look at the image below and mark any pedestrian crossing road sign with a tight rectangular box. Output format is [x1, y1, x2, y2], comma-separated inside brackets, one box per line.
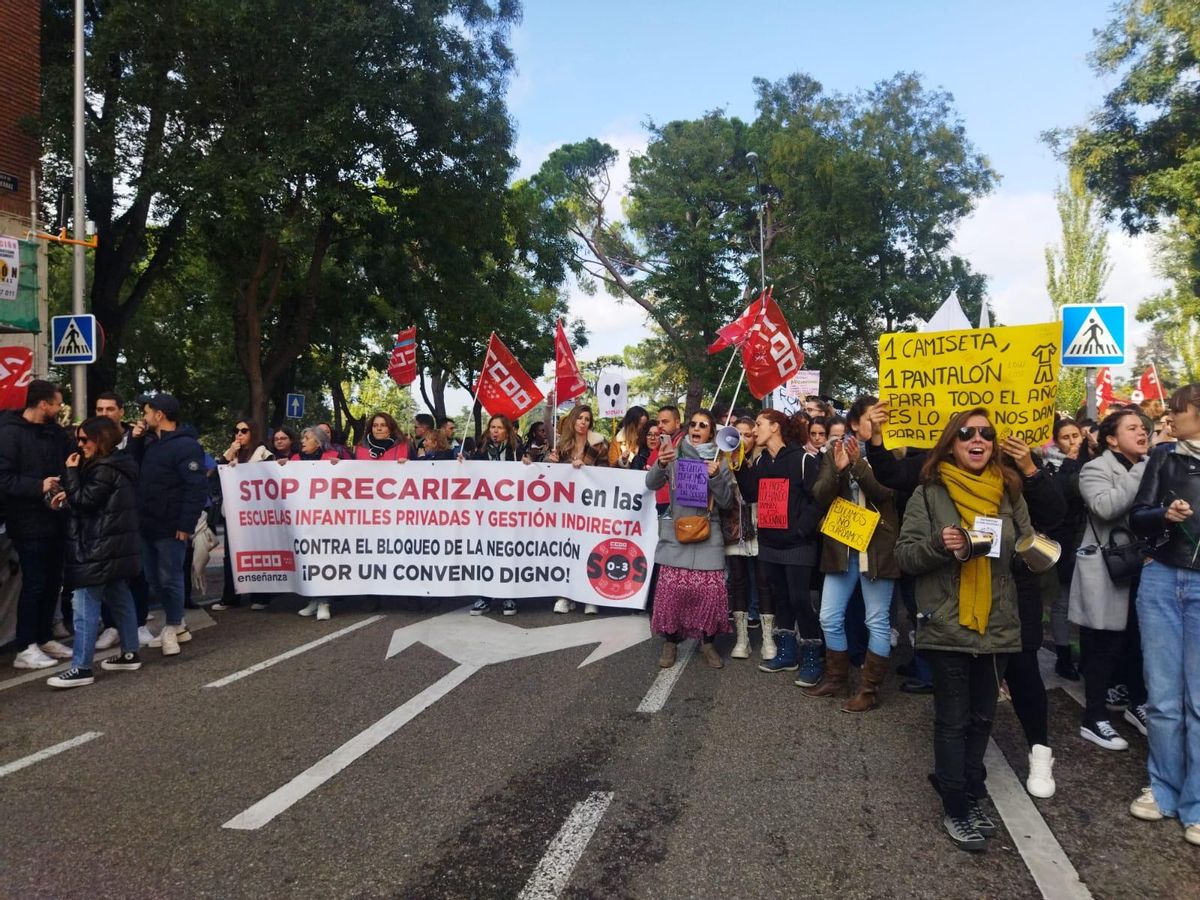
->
[286, 393, 305, 418]
[1061, 304, 1125, 366]
[50, 314, 99, 364]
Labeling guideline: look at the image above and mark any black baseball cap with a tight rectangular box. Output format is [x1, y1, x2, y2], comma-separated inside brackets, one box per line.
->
[136, 393, 181, 420]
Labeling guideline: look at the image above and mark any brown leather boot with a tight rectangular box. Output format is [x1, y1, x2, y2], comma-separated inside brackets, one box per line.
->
[658, 640, 678, 668]
[801, 648, 850, 698]
[699, 641, 724, 669]
[841, 650, 888, 713]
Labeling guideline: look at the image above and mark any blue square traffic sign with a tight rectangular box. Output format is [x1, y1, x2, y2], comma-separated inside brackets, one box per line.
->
[285, 393, 305, 419]
[50, 314, 99, 364]
[1061, 304, 1125, 366]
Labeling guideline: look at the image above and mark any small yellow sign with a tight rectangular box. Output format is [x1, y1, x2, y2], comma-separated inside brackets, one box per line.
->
[820, 497, 881, 553]
[877, 322, 1061, 450]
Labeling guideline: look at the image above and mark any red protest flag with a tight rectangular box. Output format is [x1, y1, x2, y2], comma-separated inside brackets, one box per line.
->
[741, 290, 805, 398]
[554, 319, 587, 404]
[387, 327, 418, 387]
[474, 333, 545, 419]
[1096, 366, 1115, 415]
[1138, 365, 1165, 401]
[0, 346, 33, 410]
[707, 293, 769, 354]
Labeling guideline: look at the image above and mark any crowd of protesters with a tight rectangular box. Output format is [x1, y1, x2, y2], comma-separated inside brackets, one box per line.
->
[1, 376, 1198, 854]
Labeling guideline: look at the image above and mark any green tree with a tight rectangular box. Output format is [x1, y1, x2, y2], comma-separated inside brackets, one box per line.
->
[1044, 169, 1112, 413]
[1062, 1, 1200, 249]
[1137, 227, 1200, 383]
[753, 73, 995, 398]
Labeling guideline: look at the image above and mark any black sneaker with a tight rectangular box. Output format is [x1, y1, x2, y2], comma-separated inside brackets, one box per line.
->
[1106, 684, 1130, 712]
[502, 599, 517, 617]
[469, 598, 490, 616]
[1080, 719, 1129, 751]
[900, 679, 934, 694]
[1124, 704, 1148, 737]
[747, 617, 761, 630]
[101, 652, 143, 672]
[942, 813, 986, 852]
[47, 667, 94, 689]
[967, 798, 998, 838]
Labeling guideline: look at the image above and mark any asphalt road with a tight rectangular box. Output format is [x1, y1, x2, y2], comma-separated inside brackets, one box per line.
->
[2, 592, 1196, 899]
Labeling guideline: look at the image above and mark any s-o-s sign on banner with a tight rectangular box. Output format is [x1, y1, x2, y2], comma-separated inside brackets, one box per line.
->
[219, 461, 659, 609]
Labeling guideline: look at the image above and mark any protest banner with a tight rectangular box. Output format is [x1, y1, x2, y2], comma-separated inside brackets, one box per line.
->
[771, 370, 821, 417]
[0, 236, 18, 301]
[757, 478, 790, 529]
[673, 458, 710, 507]
[218, 461, 658, 609]
[819, 497, 880, 554]
[877, 322, 1060, 450]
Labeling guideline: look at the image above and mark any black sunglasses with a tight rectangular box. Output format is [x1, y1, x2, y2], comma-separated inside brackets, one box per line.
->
[688, 420, 711, 429]
[955, 426, 996, 442]
[76, 435, 92, 445]
[235, 427, 250, 434]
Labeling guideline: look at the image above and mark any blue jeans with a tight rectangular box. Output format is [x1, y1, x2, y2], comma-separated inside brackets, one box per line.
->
[72, 581, 139, 669]
[1137, 561, 1200, 825]
[818, 553, 895, 657]
[141, 535, 187, 627]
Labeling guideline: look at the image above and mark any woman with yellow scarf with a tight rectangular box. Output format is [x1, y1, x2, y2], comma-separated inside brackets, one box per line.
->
[895, 408, 1031, 853]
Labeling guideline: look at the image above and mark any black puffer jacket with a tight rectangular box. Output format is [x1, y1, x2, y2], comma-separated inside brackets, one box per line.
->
[1131, 443, 1200, 570]
[62, 454, 141, 589]
[131, 425, 207, 538]
[0, 409, 73, 539]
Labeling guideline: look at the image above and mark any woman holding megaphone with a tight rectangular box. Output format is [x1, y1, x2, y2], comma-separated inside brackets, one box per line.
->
[895, 408, 1031, 853]
[646, 408, 736, 669]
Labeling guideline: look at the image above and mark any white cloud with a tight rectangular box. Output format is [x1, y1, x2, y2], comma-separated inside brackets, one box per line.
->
[951, 190, 1169, 375]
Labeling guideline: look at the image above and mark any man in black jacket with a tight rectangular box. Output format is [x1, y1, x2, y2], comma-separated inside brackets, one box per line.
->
[0, 380, 74, 669]
[130, 393, 206, 656]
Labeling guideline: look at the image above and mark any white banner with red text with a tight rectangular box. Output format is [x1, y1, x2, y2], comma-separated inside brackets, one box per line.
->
[218, 461, 658, 609]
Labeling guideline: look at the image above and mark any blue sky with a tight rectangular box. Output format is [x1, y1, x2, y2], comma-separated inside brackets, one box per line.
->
[508, 0, 1110, 192]
[450, 1, 1161, 411]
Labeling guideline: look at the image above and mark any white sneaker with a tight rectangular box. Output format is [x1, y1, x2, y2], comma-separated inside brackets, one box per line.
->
[316, 602, 331, 621]
[890, 627, 900, 648]
[137, 625, 155, 647]
[39, 640, 74, 660]
[1130, 787, 1164, 821]
[583, 604, 599, 615]
[158, 625, 180, 656]
[250, 601, 269, 611]
[553, 598, 575, 614]
[95, 627, 120, 650]
[1186, 823, 1200, 846]
[298, 601, 319, 617]
[1026, 744, 1056, 799]
[13, 643, 56, 670]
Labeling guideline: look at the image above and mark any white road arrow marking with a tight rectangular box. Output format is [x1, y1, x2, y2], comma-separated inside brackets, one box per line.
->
[224, 607, 650, 830]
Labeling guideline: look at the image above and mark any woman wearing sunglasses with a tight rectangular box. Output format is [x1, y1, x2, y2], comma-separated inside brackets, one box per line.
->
[1127, 383, 1200, 844]
[46, 418, 143, 688]
[211, 419, 273, 612]
[895, 409, 1030, 852]
[646, 408, 735, 668]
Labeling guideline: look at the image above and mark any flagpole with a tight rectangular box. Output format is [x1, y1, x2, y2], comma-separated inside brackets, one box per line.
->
[1151, 359, 1165, 404]
[462, 334, 493, 460]
[710, 350, 736, 413]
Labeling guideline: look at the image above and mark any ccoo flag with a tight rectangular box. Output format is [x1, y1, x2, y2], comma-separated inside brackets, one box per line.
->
[1138, 365, 1165, 402]
[388, 327, 418, 387]
[708, 292, 768, 354]
[554, 319, 587, 404]
[741, 289, 805, 398]
[475, 333, 545, 419]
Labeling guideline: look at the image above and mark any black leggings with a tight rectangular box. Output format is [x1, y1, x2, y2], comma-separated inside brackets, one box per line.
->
[1005, 649, 1048, 748]
[760, 561, 819, 639]
[1079, 626, 1127, 722]
[726, 555, 773, 615]
[927, 650, 1010, 818]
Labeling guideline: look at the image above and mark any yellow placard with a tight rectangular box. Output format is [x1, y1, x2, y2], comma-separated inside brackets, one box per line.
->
[820, 496, 881, 553]
[877, 323, 1061, 450]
